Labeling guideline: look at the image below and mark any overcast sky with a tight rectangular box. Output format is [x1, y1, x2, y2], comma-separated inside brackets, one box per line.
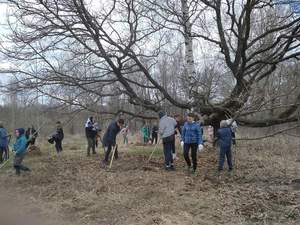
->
[0, 2, 12, 84]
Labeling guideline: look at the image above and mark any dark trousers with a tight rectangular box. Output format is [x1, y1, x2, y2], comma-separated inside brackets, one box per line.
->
[152, 133, 158, 144]
[104, 144, 118, 162]
[55, 140, 63, 153]
[171, 139, 176, 154]
[218, 146, 233, 171]
[143, 136, 148, 143]
[87, 137, 96, 155]
[183, 143, 198, 171]
[232, 132, 236, 145]
[163, 142, 173, 167]
[0, 147, 8, 163]
[14, 155, 30, 175]
[152, 133, 157, 144]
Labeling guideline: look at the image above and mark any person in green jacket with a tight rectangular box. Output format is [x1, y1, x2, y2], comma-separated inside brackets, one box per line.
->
[141, 124, 149, 144]
[13, 128, 30, 175]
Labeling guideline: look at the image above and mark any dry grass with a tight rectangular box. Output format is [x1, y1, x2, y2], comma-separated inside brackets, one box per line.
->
[0, 133, 299, 225]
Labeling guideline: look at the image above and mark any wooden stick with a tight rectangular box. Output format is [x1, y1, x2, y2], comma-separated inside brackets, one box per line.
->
[148, 141, 160, 163]
[0, 154, 13, 170]
[109, 145, 117, 169]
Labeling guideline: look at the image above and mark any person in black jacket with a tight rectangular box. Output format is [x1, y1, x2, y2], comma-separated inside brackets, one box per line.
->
[25, 126, 38, 148]
[151, 124, 158, 145]
[102, 118, 125, 165]
[85, 117, 97, 156]
[172, 114, 183, 160]
[54, 121, 64, 153]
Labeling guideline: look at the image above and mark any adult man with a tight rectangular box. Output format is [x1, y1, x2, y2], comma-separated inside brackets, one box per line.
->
[158, 111, 177, 170]
[102, 118, 125, 165]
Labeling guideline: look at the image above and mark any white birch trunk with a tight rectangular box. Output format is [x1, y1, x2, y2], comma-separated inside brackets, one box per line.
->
[181, 0, 196, 100]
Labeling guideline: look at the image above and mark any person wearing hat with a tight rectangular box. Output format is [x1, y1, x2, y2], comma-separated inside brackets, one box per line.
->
[158, 111, 177, 171]
[12, 128, 30, 175]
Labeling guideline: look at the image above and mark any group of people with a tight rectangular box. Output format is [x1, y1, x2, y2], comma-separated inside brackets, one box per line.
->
[0, 111, 237, 176]
[140, 124, 160, 145]
[158, 111, 236, 174]
[0, 120, 65, 175]
[83, 117, 126, 166]
[0, 122, 35, 175]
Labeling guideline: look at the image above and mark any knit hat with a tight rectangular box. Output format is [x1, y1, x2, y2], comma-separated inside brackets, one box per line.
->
[158, 111, 165, 119]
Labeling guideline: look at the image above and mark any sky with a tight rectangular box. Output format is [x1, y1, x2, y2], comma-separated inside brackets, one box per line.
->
[0, 0, 299, 85]
[0, 2, 12, 84]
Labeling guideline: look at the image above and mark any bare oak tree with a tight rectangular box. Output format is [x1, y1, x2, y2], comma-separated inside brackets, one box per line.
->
[0, 0, 299, 128]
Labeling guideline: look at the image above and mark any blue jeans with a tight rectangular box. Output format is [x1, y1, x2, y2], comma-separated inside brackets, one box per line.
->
[218, 146, 233, 171]
[163, 142, 173, 167]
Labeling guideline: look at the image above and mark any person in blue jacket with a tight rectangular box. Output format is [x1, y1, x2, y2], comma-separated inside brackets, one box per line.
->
[216, 120, 233, 172]
[181, 113, 204, 174]
[0, 121, 9, 163]
[102, 118, 125, 166]
[13, 128, 30, 175]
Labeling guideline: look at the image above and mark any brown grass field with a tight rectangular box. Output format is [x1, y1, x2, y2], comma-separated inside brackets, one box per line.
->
[0, 132, 299, 225]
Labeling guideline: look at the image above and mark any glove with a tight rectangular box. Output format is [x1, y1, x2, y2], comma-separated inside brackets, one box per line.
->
[198, 144, 204, 152]
[180, 141, 184, 148]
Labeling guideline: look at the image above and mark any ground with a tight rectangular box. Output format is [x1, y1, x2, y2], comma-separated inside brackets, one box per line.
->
[0, 135, 299, 225]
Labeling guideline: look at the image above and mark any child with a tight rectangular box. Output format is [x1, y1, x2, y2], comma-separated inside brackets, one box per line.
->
[25, 126, 38, 148]
[208, 125, 214, 143]
[120, 125, 129, 145]
[216, 120, 233, 173]
[0, 121, 9, 163]
[85, 117, 96, 156]
[181, 113, 204, 174]
[141, 124, 149, 144]
[13, 128, 30, 175]
[151, 124, 158, 145]
[54, 121, 64, 153]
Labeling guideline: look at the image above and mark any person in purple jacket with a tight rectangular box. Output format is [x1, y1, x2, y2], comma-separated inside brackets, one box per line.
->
[216, 120, 233, 173]
[181, 113, 204, 174]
